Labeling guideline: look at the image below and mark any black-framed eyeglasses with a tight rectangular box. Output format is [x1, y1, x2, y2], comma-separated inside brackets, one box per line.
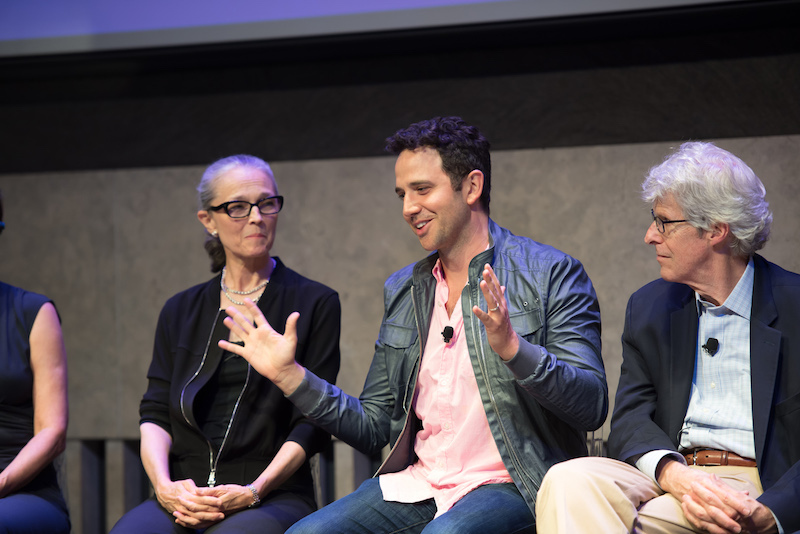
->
[651, 209, 687, 234]
[208, 196, 284, 218]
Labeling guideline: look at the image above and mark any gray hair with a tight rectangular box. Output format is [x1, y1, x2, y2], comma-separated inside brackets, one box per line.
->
[197, 154, 275, 210]
[197, 154, 276, 272]
[642, 141, 771, 258]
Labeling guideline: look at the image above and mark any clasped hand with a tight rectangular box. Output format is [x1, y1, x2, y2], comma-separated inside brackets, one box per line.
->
[660, 461, 777, 533]
[156, 479, 253, 528]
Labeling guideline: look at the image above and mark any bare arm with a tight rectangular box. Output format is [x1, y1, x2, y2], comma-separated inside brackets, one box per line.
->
[0, 303, 67, 498]
[139, 422, 176, 500]
[249, 440, 307, 503]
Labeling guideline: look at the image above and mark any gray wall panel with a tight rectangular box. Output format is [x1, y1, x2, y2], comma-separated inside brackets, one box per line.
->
[2, 136, 798, 440]
[2, 136, 799, 527]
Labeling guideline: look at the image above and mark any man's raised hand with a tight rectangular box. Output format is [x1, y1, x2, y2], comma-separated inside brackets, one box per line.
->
[219, 299, 307, 394]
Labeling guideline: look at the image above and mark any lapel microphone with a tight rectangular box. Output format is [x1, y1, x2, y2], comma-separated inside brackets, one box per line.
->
[702, 337, 719, 356]
[442, 326, 454, 343]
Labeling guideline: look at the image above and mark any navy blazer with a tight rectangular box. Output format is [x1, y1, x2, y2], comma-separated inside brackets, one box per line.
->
[609, 254, 800, 532]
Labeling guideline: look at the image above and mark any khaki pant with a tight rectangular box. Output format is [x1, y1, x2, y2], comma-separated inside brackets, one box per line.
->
[535, 456, 762, 533]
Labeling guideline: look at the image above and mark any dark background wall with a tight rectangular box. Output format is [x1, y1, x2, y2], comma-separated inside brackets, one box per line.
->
[1, 0, 798, 173]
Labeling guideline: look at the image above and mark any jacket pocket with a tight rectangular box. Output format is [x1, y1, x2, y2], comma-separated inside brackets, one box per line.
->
[380, 322, 419, 411]
[488, 308, 542, 384]
[509, 307, 542, 341]
[380, 321, 416, 349]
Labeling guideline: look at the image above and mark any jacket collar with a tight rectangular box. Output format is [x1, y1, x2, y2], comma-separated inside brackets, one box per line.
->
[410, 218, 499, 285]
[751, 254, 778, 326]
[669, 288, 699, 442]
[749, 254, 781, 467]
[469, 218, 499, 274]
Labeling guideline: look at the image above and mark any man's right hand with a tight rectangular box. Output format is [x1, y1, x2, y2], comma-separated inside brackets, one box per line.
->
[219, 299, 307, 395]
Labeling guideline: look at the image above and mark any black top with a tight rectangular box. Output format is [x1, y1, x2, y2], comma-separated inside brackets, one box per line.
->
[196, 345, 249, 449]
[0, 281, 67, 510]
[139, 258, 341, 499]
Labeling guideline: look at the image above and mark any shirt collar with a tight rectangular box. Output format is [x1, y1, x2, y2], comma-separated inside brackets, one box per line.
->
[432, 259, 446, 284]
[695, 257, 754, 319]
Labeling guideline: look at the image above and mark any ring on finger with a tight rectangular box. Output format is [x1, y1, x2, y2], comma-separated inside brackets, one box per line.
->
[489, 305, 499, 312]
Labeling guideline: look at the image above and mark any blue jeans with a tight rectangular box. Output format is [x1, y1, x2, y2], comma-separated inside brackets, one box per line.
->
[286, 478, 535, 534]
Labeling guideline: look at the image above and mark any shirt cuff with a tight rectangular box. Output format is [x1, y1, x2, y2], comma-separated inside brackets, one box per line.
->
[286, 369, 329, 415]
[635, 450, 686, 489]
[503, 338, 546, 379]
[772, 511, 784, 534]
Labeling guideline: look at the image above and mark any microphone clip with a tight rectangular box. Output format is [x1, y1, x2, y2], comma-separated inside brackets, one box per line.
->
[442, 326, 454, 343]
[702, 337, 719, 356]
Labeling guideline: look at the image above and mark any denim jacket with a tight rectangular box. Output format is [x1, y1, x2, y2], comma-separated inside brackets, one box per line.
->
[289, 219, 607, 512]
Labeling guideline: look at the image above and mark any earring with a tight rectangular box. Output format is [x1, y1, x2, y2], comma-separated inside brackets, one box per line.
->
[211, 230, 218, 238]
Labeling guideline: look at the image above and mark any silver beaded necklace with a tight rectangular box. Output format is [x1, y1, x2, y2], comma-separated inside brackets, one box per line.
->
[220, 263, 271, 306]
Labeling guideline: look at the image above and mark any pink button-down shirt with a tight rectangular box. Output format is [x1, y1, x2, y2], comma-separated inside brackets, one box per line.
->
[380, 260, 512, 517]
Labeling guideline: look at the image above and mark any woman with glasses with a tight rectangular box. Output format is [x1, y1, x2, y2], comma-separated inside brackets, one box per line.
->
[0, 190, 71, 533]
[111, 155, 341, 533]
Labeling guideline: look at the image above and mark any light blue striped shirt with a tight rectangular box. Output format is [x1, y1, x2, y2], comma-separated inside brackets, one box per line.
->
[637, 258, 756, 476]
[681, 258, 755, 458]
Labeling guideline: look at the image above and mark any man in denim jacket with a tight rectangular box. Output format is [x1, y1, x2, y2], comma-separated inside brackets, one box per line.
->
[222, 116, 607, 534]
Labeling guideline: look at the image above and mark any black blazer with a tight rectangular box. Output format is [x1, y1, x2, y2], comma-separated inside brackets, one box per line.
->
[609, 254, 800, 532]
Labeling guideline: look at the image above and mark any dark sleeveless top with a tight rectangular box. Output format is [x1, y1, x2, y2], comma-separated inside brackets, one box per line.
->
[0, 281, 67, 511]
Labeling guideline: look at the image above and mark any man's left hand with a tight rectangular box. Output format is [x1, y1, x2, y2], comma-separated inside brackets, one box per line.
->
[681, 475, 778, 534]
[472, 263, 519, 361]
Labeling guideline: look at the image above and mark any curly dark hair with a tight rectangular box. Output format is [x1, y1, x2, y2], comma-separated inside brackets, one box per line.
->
[385, 116, 491, 214]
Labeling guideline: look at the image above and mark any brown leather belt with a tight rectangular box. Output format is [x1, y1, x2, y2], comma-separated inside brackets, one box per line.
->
[683, 449, 756, 467]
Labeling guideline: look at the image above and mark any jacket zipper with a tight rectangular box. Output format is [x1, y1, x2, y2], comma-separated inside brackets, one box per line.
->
[179, 308, 252, 487]
[403, 290, 424, 414]
[374, 288, 424, 476]
[468, 276, 538, 497]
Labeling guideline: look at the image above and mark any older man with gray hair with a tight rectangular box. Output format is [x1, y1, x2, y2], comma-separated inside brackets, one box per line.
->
[536, 142, 800, 534]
